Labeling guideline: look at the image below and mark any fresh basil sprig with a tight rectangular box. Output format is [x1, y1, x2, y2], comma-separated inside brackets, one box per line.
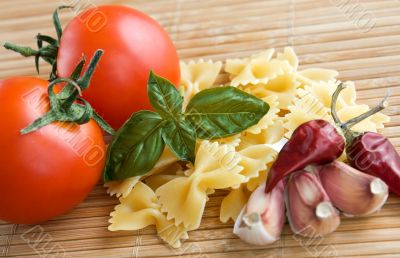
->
[186, 86, 267, 139]
[103, 111, 165, 181]
[103, 71, 269, 181]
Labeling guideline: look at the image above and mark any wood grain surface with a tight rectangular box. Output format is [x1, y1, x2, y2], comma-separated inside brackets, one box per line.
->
[1, 0, 400, 257]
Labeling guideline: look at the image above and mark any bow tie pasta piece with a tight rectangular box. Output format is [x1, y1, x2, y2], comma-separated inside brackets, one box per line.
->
[247, 169, 269, 192]
[145, 174, 183, 191]
[283, 91, 332, 138]
[109, 182, 188, 248]
[296, 68, 339, 86]
[156, 141, 246, 230]
[220, 185, 251, 223]
[240, 146, 277, 191]
[236, 144, 277, 183]
[220, 143, 278, 223]
[215, 134, 241, 148]
[277, 47, 299, 70]
[225, 49, 274, 79]
[145, 162, 185, 191]
[225, 49, 294, 87]
[338, 104, 390, 133]
[105, 147, 178, 198]
[246, 95, 280, 135]
[242, 72, 300, 110]
[180, 59, 222, 108]
[239, 118, 286, 148]
[299, 80, 357, 111]
[105, 176, 140, 199]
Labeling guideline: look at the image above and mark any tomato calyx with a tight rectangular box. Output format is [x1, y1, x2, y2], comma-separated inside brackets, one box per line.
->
[21, 49, 115, 136]
[3, 6, 70, 81]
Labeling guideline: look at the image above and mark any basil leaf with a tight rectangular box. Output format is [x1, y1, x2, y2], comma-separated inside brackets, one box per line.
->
[148, 71, 183, 118]
[103, 110, 165, 181]
[162, 119, 196, 163]
[185, 86, 269, 139]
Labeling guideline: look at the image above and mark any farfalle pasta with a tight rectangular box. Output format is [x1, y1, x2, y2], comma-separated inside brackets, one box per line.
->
[104, 176, 141, 199]
[105, 147, 178, 198]
[300, 80, 357, 110]
[215, 134, 241, 148]
[277, 47, 299, 70]
[236, 144, 276, 181]
[220, 185, 250, 223]
[180, 59, 222, 107]
[242, 72, 301, 110]
[246, 169, 269, 192]
[296, 68, 339, 86]
[283, 90, 332, 138]
[246, 95, 280, 135]
[239, 118, 286, 148]
[156, 141, 246, 230]
[107, 47, 391, 248]
[225, 49, 293, 87]
[109, 182, 188, 248]
[220, 145, 277, 222]
[145, 172, 183, 191]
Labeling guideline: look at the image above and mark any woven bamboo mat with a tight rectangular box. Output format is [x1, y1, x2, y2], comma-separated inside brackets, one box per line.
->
[1, 0, 400, 257]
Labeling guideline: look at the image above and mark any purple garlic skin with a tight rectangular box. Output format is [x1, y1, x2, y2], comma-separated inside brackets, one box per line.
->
[285, 170, 340, 237]
[318, 161, 388, 216]
[233, 181, 285, 245]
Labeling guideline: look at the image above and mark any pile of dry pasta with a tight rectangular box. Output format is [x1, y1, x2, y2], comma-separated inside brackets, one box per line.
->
[104, 47, 389, 248]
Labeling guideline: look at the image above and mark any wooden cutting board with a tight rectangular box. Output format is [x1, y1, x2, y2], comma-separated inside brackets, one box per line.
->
[1, 0, 400, 257]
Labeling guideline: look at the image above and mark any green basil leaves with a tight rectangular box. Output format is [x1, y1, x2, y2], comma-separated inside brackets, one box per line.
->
[103, 71, 269, 181]
[103, 111, 165, 181]
[148, 71, 183, 117]
[162, 119, 196, 163]
[185, 87, 268, 139]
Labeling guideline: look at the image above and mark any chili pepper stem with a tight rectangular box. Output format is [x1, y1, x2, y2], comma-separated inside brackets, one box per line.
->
[331, 82, 346, 127]
[342, 92, 389, 129]
[331, 83, 390, 144]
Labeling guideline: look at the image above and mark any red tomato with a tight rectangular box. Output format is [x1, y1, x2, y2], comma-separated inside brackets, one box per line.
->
[57, 5, 180, 129]
[0, 77, 105, 224]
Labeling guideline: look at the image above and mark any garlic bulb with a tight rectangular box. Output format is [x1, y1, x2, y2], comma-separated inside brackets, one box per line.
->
[285, 170, 340, 237]
[318, 161, 388, 216]
[233, 181, 285, 245]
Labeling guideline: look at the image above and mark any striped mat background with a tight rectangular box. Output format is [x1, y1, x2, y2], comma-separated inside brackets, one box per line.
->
[1, 0, 400, 257]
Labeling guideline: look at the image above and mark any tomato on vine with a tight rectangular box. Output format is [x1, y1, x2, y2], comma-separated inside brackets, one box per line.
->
[0, 51, 112, 224]
[4, 5, 181, 129]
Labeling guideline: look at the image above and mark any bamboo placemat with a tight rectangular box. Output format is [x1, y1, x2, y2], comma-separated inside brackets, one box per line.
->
[0, 0, 399, 257]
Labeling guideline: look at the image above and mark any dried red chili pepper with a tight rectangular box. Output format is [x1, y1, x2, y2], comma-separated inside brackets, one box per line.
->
[264, 119, 345, 193]
[330, 84, 400, 195]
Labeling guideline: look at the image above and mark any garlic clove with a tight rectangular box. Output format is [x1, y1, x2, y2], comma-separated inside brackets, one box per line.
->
[233, 181, 285, 245]
[318, 161, 388, 216]
[285, 170, 340, 237]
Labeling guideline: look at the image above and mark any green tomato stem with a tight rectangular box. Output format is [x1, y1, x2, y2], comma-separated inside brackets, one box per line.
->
[20, 50, 115, 136]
